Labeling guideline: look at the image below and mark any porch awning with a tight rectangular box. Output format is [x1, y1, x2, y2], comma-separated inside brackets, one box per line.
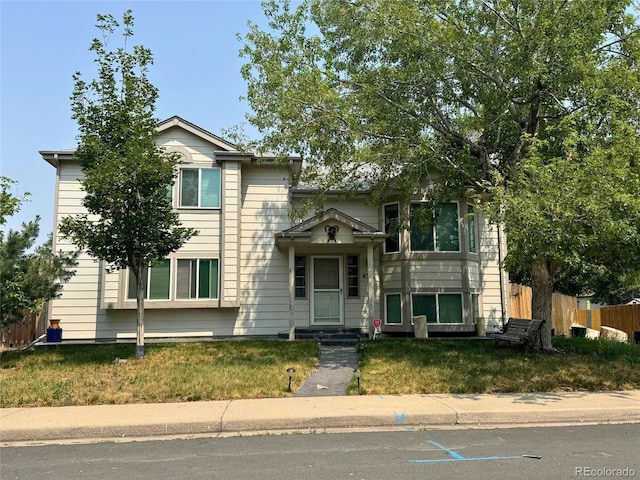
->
[275, 208, 386, 249]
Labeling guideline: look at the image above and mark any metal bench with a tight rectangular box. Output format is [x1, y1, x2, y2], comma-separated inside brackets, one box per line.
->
[487, 318, 545, 351]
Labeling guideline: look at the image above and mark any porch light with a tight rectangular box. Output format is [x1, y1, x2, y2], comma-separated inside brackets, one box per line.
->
[286, 367, 297, 391]
[353, 368, 361, 389]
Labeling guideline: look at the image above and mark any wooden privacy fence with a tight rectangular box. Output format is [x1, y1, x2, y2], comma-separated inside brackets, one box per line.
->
[511, 283, 640, 341]
[598, 305, 640, 342]
[509, 283, 578, 335]
[0, 312, 48, 350]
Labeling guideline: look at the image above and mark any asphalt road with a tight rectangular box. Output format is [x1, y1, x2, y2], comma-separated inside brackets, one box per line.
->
[2, 424, 639, 480]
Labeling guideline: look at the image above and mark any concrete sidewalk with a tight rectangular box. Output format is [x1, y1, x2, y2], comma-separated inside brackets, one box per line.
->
[2, 390, 639, 443]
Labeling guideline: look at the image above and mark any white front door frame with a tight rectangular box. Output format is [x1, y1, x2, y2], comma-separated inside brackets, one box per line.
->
[310, 255, 344, 326]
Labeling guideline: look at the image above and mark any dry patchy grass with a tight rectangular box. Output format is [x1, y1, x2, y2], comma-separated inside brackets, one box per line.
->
[0, 340, 319, 408]
[346, 337, 640, 395]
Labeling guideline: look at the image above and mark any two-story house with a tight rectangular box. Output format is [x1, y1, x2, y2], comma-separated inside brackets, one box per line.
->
[40, 116, 509, 341]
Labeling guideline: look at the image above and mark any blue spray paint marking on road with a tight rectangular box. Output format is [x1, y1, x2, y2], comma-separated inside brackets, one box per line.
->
[410, 440, 522, 464]
[427, 440, 464, 460]
[393, 412, 405, 424]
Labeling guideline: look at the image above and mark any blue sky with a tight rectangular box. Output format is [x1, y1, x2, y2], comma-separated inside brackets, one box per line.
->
[1, 0, 271, 241]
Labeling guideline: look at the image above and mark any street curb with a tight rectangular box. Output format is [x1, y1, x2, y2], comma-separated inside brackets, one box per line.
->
[1, 392, 639, 443]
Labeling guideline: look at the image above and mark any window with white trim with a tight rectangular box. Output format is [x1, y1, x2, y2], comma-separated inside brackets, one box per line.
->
[347, 255, 359, 297]
[467, 204, 477, 253]
[295, 256, 306, 298]
[385, 293, 402, 324]
[384, 203, 400, 253]
[410, 202, 460, 252]
[176, 259, 219, 299]
[411, 293, 463, 324]
[127, 260, 171, 300]
[179, 168, 221, 208]
[471, 293, 480, 324]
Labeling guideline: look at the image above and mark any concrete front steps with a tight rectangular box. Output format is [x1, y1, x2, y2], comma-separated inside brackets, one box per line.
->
[277, 328, 365, 346]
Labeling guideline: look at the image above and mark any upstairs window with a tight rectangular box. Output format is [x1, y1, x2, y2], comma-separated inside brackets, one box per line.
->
[179, 168, 221, 208]
[410, 202, 460, 252]
[384, 203, 400, 253]
[467, 204, 477, 253]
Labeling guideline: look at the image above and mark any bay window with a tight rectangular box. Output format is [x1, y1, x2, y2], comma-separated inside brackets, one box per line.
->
[410, 202, 460, 252]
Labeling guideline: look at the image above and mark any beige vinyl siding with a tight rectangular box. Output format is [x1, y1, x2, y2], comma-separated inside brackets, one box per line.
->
[49, 161, 105, 340]
[381, 261, 402, 290]
[408, 260, 464, 289]
[478, 214, 504, 326]
[159, 132, 220, 160]
[221, 162, 240, 306]
[238, 165, 292, 332]
[468, 261, 481, 290]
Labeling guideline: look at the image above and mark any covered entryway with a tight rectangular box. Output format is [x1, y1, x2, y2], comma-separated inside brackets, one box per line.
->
[275, 208, 386, 339]
[311, 256, 343, 325]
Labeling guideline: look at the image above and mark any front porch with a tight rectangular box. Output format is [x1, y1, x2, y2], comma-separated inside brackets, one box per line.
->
[275, 208, 386, 339]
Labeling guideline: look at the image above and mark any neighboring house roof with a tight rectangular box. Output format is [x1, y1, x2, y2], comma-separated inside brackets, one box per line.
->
[625, 298, 640, 305]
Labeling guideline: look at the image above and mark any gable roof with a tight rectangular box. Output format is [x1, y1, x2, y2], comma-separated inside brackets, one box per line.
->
[277, 208, 383, 237]
[156, 116, 238, 152]
[41, 116, 302, 168]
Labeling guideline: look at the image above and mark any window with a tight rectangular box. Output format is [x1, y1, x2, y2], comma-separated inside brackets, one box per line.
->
[176, 259, 219, 299]
[467, 204, 477, 253]
[347, 255, 359, 297]
[410, 202, 460, 252]
[385, 293, 402, 324]
[179, 168, 221, 208]
[295, 256, 306, 298]
[127, 260, 171, 300]
[384, 203, 400, 253]
[412, 293, 463, 324]
[471, 293, 480, 324]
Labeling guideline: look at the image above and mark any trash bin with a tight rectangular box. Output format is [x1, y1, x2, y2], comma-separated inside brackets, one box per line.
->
[570, 325, 587, 338]
[633, 331, 640, 345]
[413, 315, 428, 339]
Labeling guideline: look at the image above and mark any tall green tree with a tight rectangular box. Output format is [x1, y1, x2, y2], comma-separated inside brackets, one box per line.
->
[240, 0, 640, 349]
[1, 178, 77, 329]
[60, 11, 196, 358]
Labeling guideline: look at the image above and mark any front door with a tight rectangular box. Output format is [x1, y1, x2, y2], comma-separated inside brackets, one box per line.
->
[311, 256, 343, 325]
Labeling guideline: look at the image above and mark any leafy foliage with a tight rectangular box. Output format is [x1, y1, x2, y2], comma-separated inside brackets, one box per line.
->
[0, 177, 28, 225]
[0, 180, 77, 328]
[59, 11, 196, 357]
[240, 0, 640, 346]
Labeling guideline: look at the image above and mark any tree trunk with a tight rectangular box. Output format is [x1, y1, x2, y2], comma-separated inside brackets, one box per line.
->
[531, 260, 553, 351]
[135, 265, 145, 359]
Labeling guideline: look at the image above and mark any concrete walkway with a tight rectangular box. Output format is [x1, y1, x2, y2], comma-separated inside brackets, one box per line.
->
[294, 345, 358, 397]
[2, 391, 639, 444]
